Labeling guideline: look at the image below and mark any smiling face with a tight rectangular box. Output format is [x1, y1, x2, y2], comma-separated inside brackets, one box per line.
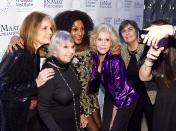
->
[96, 31, 112, 56]
[53, 41, 75, 63]
[120, 24, 138, 44]
[34, 17, 53, 49]
[70, 20, 85, 45]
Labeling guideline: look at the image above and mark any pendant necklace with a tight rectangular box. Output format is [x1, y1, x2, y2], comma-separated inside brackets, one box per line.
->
[48, 61, 80, 131]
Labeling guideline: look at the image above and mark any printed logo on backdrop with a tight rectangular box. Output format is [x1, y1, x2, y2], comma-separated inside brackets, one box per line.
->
[103, 17, 113, 24]
[16, 0, 34, 7]
[0, 0, 12, 14]
[0, 25, 19, 36]
[16, 0, 34, 12]
[134, 2, 143, 9]
[124, 0, 132, 9]
[114, 17, 125, 26]
[44, 0, 63, 8]
[86, 0, 98, 8]
[100, 0, 112, 8]
[135, 15, 143, 28]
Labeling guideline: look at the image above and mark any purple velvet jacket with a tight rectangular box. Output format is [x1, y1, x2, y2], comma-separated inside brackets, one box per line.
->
[88, 51, 138, 109]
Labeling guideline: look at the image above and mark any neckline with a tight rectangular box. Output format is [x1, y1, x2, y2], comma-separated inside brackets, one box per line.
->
[49, 56, 70, 70]
[128, 49, 137, 55]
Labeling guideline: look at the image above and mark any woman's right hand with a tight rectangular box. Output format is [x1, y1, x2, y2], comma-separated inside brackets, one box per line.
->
[36, 68, 55, 87]
[146, 46, 165, 61]
[8, 36, 24, 53]
[80, 115, 88, 128]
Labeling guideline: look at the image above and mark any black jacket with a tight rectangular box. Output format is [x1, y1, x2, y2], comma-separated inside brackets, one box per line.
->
[0, 48, 39, 102]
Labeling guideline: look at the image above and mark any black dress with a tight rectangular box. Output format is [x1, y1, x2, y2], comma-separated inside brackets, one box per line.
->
[152, 66, 176, 131]
[38, 56, 82, 131]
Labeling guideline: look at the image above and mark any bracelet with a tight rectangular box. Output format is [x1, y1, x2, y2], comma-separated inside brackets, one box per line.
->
[145, 57, 154, 63]
[144, 61, 153, 70]
[144, 62, 153, 67]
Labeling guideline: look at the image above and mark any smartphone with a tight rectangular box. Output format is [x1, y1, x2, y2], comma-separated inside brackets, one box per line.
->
[157, 38, 168, 48]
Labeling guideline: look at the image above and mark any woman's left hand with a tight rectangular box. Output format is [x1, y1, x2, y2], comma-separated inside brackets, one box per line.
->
[80, 114, 88, 128]
[36, 68, 55, 87]
[109, 106, 118, 130]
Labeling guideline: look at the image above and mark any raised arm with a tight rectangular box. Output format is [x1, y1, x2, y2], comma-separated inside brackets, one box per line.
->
[139, 46, 164, 81]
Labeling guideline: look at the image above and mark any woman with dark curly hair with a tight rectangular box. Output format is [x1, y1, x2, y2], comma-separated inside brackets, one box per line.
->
[54, 10, 102, 131]
[54, 10, 93, 52]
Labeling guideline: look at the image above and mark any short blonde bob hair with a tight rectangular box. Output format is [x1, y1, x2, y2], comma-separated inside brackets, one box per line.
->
[89, 23, 120, 53]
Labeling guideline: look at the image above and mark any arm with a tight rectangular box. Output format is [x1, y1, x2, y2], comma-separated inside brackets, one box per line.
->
[139, 46, 164, 81]
[38, 75, 63, 131]
[109, 106, 118, 130]
[0, 52, 38, 95]
[143, 25, 176, 47]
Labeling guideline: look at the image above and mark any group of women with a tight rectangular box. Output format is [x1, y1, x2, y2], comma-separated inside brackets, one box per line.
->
[0, 9, 176, 131]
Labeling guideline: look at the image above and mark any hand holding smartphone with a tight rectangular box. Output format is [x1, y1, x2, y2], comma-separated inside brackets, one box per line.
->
[138, 30, 168, 48]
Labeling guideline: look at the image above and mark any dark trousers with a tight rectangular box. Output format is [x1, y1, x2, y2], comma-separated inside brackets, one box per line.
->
[1, 100, 29, 131]
[0, 100, 5, 131]
[26, 110, 48, 131]
[1, 100, 47, 131]
[127, 87, 153, 131]
[102, 94, 136, 131]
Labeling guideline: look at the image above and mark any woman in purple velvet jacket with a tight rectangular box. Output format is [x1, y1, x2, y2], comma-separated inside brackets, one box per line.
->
[88, 23, 138, 131]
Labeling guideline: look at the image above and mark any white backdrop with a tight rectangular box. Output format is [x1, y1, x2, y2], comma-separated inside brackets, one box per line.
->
[0, 0, 144, 61]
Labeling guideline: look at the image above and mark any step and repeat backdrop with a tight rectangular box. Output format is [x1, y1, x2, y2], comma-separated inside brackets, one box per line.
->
[0, 0, 144, 61]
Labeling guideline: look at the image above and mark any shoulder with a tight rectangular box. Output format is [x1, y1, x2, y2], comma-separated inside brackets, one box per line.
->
[137, 44, 145, 55]
[120, 44, 127, 52]
[108, 54, 125, 68]
[72, 50, 91, 65]
[120, 44, 128, 57]
[42, 57, 55, 69]
[74, 50, 91, 59]
[109, 54, 123, 63]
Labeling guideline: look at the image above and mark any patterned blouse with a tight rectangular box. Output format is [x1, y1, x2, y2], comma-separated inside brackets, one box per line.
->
[72, 50, 99, 115]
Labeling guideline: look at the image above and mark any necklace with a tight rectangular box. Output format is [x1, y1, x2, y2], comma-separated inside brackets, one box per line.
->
[128, 49, 137, 55]
[48, 61, 80, 131]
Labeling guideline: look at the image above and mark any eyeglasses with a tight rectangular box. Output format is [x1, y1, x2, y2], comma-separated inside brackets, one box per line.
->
[96, 38, 111, 43]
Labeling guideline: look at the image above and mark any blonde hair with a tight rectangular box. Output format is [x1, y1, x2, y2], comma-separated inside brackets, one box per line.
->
[20, 11, 56, 54]
[89, 23, 120, 53]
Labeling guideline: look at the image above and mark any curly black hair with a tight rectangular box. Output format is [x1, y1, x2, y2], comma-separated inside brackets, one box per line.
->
[54, 10, 94, 47]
